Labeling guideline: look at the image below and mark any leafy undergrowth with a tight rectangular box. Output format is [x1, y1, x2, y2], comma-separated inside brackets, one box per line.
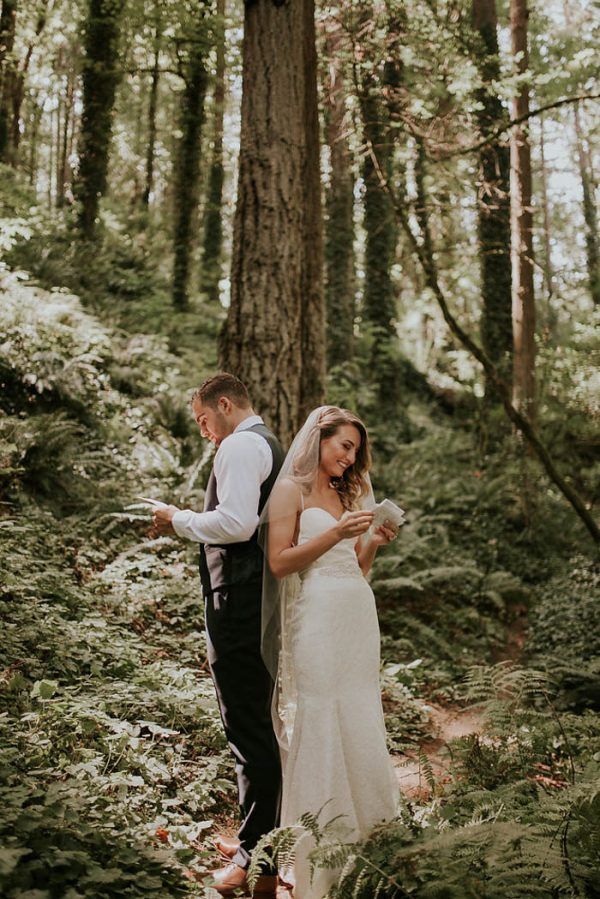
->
[0, 264, 235, 896]
[0, 511, 237, 897]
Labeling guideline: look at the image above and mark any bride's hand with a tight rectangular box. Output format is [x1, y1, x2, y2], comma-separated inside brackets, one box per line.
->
[371, 523, 398, 546]
[335, 510, 374, 540]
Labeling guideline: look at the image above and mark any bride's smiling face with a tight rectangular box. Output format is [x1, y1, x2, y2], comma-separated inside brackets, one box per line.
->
[319, 424, 361, 479]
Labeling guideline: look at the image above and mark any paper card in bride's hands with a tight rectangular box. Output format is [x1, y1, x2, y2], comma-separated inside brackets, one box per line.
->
[372, 498, 406, 531]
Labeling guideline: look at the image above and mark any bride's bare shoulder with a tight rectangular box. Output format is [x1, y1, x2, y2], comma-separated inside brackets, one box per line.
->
[271, 477, 303, 511]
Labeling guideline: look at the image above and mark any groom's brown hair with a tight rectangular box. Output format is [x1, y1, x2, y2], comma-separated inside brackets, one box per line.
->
[193, 372, 251, 408]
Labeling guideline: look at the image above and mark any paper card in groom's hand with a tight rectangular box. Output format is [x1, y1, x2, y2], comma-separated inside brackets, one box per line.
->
[372, 498, 406, 531]
[135, 496, 170, 510]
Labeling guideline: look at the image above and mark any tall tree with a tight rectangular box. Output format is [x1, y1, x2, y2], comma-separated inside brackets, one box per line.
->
[75, 0, 125, 238]
[56, 45, 76, 206]
[538, 113, 556, 327]
[200, 0, 226, 303]
[572, 102, 600, 306]
[472, 0, 513, 400]
[563, 0, 599, 306]
[0, 0, 17, 163]
[355, 6, 402, 412]
[26, 89, 42, 184]
[171, 2, 210, 310]
[322, 17, 355, 367]
[220, 0, 325, 445]
[509, 0, 535, 422]
[299, 0, 326, 424]
[141, 25, 161, 208]
[8, 0, 49, 164]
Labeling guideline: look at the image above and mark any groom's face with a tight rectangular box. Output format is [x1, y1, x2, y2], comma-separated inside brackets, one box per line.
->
[192, 397, 231, 446]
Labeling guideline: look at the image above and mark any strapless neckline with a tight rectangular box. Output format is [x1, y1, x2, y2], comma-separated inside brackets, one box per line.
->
[300, 507, 343, 523]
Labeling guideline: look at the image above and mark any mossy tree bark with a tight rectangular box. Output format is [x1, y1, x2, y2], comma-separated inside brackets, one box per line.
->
[0, 0, 17, 164]
[322, 17, 355, 367]
[472, 0, 513, 401]
[200, 0, 226, 303]
[75, 0, 125, 239]
[220, 0, 325, 446]
[141, 26, 160, 209]
[509, 0, 536, 423]
[357, 11, 402, 412]
[171, 4, 210, 311]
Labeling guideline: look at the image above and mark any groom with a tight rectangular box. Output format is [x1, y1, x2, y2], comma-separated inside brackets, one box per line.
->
[151, 372, 285, 896]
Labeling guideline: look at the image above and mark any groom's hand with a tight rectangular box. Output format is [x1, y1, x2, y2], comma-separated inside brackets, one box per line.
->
[148, 505, 179, 539]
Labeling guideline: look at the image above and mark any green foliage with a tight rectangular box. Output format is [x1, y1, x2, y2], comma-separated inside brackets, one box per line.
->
[0, 262, 210, 515]
[380, 660, 431, 750]
[0, 508, 233, 897]
[526, 556, 600, 712]
[0, 243, 232, 893]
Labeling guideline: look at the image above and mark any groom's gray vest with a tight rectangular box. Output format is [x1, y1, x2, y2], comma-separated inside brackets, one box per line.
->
[198, 422, 285, 595]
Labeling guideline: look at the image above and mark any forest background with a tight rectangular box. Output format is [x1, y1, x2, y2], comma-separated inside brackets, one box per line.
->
[0, 0, 598, 896]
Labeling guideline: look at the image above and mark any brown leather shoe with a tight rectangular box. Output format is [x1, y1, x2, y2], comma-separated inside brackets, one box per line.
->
[212, 833, 241, 860]
[207, 861, 277, 897]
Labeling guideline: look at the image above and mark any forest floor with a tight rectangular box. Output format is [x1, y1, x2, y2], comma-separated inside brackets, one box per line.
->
[392, 601, 529, 800]
[393, 703, 486, 800]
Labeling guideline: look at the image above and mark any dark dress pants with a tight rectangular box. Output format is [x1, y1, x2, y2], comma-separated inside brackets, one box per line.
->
[204, 579, 282, 871]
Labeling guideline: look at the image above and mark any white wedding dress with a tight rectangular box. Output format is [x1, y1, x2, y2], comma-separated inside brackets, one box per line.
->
[279, 506, 399, 899]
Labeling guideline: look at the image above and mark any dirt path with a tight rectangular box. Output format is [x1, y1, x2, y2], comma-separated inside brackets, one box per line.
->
[393, 602, 529, 800]
[392, 703, 486, 799]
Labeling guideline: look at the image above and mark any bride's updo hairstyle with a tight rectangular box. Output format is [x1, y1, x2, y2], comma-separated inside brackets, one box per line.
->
[292, 406, 372, 511]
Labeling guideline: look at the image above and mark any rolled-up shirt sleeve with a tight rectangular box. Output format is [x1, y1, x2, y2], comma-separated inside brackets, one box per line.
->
[171, 431, 272, 544]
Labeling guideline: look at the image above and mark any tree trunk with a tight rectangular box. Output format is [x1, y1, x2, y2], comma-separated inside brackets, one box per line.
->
[357, 17, 400, 411]
[6, 0, 49, 165]
[75, 0, 125, 238]
[142, 29, 160, 208]
[55, 90, 62, 197]
[299, 0, 326, 423]
[27, 92, 42, 186]
[472, 0, 512, 400]
[47, 104, 54, 207]
[322, 18, 355, 367]
[538, 112, 556, 329]
[509, 0, 535, 422]
[58, 73, 75, 205]
[563, 0, 599, 306]
[200, 0, 226, 303]
[0, 0, 17, 163]
[220, 0, 325, 446]
[573, 103, 600, 305]
[129, 78, 144, 209]
[171, 7, 209, 310]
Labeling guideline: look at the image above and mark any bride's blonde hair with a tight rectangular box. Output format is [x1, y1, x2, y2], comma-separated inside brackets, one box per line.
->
[291, 406, 372, 510]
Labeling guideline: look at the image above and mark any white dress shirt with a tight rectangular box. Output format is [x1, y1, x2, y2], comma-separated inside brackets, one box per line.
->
[172, 415, 273, 544]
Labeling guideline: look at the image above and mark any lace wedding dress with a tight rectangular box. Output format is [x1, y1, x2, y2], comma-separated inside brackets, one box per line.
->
[280, 505, 399, 899]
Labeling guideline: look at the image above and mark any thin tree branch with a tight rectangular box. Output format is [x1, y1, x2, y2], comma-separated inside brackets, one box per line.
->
[434, 93, 600, 159]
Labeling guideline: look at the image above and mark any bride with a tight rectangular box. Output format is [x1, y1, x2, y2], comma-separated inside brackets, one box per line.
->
[259, 406, 400, 898]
